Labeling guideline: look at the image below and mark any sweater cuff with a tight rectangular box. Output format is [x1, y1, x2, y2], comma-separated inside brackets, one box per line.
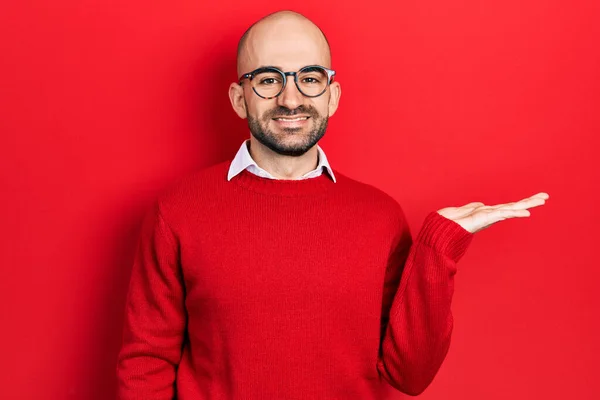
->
[415, 211, 474, 263]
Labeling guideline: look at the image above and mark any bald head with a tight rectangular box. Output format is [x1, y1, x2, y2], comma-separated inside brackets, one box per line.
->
[236, 11, 331, 76]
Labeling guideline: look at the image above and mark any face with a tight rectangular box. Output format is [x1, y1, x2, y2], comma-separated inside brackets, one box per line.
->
[230, 16, 341, 157]
[244, 87, 329, 157]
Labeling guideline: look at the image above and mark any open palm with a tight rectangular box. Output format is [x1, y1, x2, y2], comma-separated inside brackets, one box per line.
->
[437, 192, 550, 234]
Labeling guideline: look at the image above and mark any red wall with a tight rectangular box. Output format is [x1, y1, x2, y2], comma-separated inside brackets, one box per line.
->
[1, 1, 598, 399]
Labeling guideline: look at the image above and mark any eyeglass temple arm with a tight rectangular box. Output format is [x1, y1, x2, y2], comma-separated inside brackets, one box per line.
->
[238, 73, 252, 84]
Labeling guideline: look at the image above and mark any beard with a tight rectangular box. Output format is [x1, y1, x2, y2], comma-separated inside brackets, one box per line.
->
[246, 102, 329, 157]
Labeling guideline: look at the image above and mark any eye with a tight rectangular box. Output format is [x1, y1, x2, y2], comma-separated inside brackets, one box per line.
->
[257, 76, 282, 85]
[302, 76, 321, 84]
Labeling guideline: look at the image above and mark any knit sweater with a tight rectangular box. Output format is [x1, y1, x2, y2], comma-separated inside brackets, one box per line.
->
[116, 160, 474, 399]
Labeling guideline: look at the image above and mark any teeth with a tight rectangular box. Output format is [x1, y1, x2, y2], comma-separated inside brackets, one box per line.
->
[275, 117, 308, 122]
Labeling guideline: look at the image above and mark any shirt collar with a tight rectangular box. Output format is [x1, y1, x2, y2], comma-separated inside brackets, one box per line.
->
[227, 139, 336, 183]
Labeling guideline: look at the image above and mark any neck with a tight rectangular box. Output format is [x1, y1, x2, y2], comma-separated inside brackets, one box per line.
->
[247, 136, 319, 179]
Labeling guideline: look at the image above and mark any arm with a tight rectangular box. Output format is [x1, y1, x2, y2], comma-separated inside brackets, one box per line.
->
[116, 200, 187, 400]
[377, 209, 473, 396]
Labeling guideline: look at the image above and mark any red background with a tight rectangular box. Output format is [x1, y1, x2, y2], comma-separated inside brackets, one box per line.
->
[1, 1, 598, 399]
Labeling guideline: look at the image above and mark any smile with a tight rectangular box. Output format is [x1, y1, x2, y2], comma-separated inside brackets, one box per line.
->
[273, 117, 310, 121]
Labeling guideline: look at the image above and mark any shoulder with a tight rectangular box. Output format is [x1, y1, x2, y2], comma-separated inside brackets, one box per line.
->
[155, 159, 231, 216]
[332, 169, 407, 224]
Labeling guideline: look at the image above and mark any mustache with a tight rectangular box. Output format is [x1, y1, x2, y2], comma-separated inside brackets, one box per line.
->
[264, 105, 319, 119]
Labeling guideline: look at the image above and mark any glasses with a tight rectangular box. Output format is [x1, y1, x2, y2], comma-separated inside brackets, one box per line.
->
[238, 65, 336, 99]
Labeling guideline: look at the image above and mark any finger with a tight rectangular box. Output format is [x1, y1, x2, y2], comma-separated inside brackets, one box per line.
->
[518, 192, 550, 203]
[493, 192, 550, 209]
[492, 194, 548, 211]
[532, 192, 550, 200]
[511, 196, 547, 210]
[508, 209, 531, 218]
[463, 202, 485, 208]
[492, 208, 532, 220]
[450, 202, 486, 219]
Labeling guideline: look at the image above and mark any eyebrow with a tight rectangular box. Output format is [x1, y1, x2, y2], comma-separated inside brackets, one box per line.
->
[254, 64, 324, 71]
[254, 65, 283, 70]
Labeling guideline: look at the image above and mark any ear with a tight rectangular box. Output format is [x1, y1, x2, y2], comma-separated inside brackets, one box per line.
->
[229, 82, 248, 119]
[327, 81, 341, 117]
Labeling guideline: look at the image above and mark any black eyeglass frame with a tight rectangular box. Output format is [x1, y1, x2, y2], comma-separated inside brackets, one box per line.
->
[238, 65, 336, 99]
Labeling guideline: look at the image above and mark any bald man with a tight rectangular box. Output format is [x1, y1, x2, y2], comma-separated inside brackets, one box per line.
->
[229, 11, 340, 177]
[116, 10, 549, 400]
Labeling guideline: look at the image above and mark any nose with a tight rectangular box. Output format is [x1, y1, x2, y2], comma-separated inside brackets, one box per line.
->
[276, 77, 304, 110]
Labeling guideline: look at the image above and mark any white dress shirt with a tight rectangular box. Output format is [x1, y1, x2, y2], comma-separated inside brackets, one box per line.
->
[227, 139, 337, 183]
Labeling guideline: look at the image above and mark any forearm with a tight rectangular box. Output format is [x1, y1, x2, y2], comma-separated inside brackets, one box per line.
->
[116, 201, 187, 400]
[116, 286, 186, 399]
[377, 211, 473, 396]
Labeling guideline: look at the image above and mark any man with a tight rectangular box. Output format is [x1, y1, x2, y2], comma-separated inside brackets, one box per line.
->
[116, 10, 549, 399]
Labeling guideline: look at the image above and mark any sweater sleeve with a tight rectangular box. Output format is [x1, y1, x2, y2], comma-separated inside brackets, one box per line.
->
[376, 209, 473, 396]
[116, 200, 187, 400]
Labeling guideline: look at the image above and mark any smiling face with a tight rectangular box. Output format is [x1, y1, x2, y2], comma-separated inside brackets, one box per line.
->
[229, 12, 341, 157]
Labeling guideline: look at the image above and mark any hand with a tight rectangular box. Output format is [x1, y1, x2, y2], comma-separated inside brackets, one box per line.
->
[436, 192, 550, 234]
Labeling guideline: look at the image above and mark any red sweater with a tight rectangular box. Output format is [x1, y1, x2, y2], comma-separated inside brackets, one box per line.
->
[116, 160, 474, 399]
